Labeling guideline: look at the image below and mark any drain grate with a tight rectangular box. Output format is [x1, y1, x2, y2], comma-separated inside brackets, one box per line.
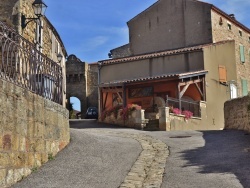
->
[169, 136, 192, 138]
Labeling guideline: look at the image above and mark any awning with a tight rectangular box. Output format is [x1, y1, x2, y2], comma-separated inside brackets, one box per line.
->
[99, 70, 208, 87]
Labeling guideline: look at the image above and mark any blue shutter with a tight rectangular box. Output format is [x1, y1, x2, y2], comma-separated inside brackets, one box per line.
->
[240, 45, 245, 63]
[242, 79, 248, 96]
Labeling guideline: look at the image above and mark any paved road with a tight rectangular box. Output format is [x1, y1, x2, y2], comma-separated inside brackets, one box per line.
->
[13, 120, 250, 188]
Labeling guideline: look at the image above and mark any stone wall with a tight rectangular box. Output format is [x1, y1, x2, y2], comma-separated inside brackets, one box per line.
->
[110, 44, 131, 58]
[158, 102, 217, 131]
[224, 95, 250, 132]
[211, 10, 250, 97]
[87, 64, 98, 108]
[0, 79, 70, 187]
[66, 55, 99, 118]
[102, 109, 148, 130]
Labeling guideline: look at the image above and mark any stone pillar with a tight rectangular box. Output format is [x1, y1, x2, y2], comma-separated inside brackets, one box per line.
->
[135, 109, 148, 129]
[159, 107, 170, 131]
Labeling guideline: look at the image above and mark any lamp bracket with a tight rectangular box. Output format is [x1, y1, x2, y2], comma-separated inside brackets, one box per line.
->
[21, 14, 41, 29]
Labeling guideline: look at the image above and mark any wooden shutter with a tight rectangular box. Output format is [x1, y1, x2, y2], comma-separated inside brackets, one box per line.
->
[240, 45, 245, 63]
[218, 65, 227, 83]
[242, 79, 248, 96]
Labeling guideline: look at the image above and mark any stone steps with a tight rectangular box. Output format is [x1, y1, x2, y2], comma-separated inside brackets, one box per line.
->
[144, 119, 159, 131]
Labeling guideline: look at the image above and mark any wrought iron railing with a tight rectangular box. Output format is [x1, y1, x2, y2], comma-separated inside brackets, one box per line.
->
[0, 21, 62, 104]
[166, 96, 201, 117]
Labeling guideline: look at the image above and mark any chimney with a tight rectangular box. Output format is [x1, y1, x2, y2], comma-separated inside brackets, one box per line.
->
[229, 14, 235, 19]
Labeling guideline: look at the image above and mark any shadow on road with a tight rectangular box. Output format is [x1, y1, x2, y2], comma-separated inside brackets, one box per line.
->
[69, 119, 129, 129]
[181, 130, 250, 187]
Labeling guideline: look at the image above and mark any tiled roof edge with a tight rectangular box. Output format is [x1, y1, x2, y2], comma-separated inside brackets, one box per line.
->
[100, 40, 234, 65]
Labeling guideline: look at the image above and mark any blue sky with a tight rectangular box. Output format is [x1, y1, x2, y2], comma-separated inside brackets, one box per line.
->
[45, 0, 250, 111]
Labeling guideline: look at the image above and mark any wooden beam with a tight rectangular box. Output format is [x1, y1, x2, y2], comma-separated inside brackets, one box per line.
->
[178, 83, 181, 110]
[179, 79, 202, 86]
[202, 77, 206, 101]
[123, 84, 127, 108]
[179, 83, 190, 98]
[116, 92, 123, 102]
[101, 88, 123, 93]
[103, 92, 108, 110]
[195, 83, 204, 97]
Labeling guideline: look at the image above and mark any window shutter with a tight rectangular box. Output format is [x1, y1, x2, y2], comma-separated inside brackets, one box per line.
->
[240, 45, 245, 63]
[218, 65, 227, 83]
[242, 79, 248, 96]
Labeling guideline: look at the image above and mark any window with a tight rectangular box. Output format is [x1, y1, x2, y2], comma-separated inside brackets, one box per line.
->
[240, 45, 245, 63]
[128, 87, 153, 98]
[55, 40, 59, 54]
[230, 83, 237, 99]
[219, 17, 223, 25]
[248, 36, 250, 42]
[227, 23, 232, 30]
[218, 65, 227, 83]
[242, 79, 248, 96]
[239, 30, 242, 37]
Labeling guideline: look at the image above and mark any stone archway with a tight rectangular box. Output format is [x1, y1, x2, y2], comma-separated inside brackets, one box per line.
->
[66, 55, 88, 118]
[66, 54, 98, 118]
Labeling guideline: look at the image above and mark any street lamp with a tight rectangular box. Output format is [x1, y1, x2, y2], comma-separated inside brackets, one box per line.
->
[21, 0, 47, 29]
[57, 53, 63, 63]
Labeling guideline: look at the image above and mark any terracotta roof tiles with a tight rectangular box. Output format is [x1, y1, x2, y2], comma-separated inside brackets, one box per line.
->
[100, 40, 234, 65]
[100, 70, 208, 86]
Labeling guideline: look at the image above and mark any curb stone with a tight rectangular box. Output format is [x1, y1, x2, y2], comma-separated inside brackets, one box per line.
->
[85, 130, 169, 188]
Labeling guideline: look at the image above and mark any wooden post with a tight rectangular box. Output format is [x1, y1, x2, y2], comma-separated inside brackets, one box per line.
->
[178, 83, 181, 110]
[123, 84, 127, 108]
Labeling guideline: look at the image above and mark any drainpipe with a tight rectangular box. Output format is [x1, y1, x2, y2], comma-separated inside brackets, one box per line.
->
[98, 61, 103, 120]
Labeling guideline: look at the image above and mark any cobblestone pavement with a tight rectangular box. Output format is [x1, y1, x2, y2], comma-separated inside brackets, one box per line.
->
[84, 130, 169, 188]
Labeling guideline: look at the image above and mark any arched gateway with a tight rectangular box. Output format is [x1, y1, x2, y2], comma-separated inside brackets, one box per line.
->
[66, 54, 98, 118]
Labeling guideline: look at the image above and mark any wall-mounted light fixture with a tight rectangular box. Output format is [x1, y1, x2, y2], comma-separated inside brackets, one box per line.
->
[57, 53, 63, 63]
[21, 0, 47, 29]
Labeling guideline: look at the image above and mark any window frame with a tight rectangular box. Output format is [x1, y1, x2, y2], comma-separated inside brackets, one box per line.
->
[242, 79, 248, 96]
[240, 45, 245, 63]
[218, 65, 227, 83]
[227, 22, 232, 30]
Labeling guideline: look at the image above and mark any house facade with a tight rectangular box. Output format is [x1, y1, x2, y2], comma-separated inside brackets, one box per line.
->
[0, 0, 67, 106]
[0, 1, 70, 186]
[100, 0, 249, 130]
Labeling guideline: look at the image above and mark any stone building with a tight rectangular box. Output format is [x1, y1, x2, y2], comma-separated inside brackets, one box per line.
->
[66, 55, 98, 118]
[99, 0, 250, 130]
[0, 0, 67, 106]
[0, 1, 70, 186]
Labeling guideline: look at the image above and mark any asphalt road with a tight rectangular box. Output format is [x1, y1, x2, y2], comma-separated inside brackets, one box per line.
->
[13, 120, 250, 188]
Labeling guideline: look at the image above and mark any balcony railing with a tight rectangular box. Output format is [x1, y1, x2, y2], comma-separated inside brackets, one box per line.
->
[0, 21, 62, 104]
[166, 96, 201, 117]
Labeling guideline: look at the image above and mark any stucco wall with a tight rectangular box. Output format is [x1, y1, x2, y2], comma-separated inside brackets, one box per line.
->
[224, 95, 250, 133]
[100, 51, 204, 84]
[203, 41, 237, 130]
[211, 10, 250, 97]
[128, 0, 212, 55]
[0, 79, 70, 187]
